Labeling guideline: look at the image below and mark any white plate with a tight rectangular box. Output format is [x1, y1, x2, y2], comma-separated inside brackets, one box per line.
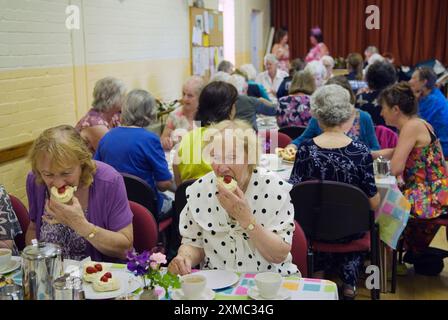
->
[248, 287, 290, 300]
[83, 271, 143, 300]
[0, 257, 21, 275]
[171, 288, 215, 300]
[193, 270, 239, 290]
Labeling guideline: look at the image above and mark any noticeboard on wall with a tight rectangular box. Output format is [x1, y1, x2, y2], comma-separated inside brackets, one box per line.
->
[190, 6, 224, 80]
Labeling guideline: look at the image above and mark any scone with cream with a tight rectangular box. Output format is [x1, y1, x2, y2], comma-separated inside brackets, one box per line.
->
[217, 175, 237, 192]
[83, 263, 106, 283]
[92, 272, 120, 292]
[50, 185, 77, 204]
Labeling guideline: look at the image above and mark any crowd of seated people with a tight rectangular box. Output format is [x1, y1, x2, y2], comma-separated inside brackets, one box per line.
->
[5, 36, 448, 302]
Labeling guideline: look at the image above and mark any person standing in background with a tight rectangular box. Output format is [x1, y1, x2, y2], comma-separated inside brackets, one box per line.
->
[305, 27, 329, 63]
[272, 27, 290, 73]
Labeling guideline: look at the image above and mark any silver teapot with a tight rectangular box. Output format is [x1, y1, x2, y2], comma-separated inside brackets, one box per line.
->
[374, 156, 391, 177]
[21, 242, 63, 300]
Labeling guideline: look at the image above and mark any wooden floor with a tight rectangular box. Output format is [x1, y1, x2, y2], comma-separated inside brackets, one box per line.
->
[357, 227, 448, 300]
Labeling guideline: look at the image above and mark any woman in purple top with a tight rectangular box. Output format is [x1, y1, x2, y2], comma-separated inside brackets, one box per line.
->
[75, 77, 126, 153]
[26, 125, 133, 263]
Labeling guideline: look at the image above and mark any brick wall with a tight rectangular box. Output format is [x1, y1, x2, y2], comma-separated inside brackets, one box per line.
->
[0, 0, 271, 202]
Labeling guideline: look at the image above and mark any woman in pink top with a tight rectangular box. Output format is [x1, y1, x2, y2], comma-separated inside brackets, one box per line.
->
[75, 77, 126, 153]
[161, 76, 205, 150]
[305, 27, 329, 63]
[272, 27, 290, 73]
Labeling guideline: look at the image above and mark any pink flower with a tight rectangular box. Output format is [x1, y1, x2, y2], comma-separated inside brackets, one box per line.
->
[150, 262, 158, 270]
[150, 252, 167, 265]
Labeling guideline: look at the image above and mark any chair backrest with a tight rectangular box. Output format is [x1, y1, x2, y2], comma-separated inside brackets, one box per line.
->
[279, 126, 307, 141]
[291, 220, 308, 277]
[375, 125, 398, 149]
[121, 173, 158, 218]
[174, 179, 197, 216]
[290, 180, 372, 242]
[8, 194, 30, 251]
[262, 130, 292, 153]
[129, 201, 159, 253]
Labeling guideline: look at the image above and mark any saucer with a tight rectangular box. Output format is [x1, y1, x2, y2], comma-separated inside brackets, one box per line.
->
[248, 287, 290, 300]
[171, 288, 215, 300]
[0, 258, 21, 275]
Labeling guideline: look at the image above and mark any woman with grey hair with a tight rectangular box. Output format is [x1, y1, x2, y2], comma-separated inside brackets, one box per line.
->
[289, 84, 380, 300]
[256, 54, 288, 103]
[95, 89, 174, 219]
[75, 77, 127, 152]
[161, 76, 205, 150]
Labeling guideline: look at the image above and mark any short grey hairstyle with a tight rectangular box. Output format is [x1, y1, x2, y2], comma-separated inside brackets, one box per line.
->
[92, 77, 127, 112]
[305, 61, 327, 87]
[239, 64, 257, 81]
[365, 46, 379, 55]
[121, 89, 157, 127]
[229, 74, 247, 94]
[310, 84, 354, 128]
[210, 71, 232, 83]
[184, 76, 205, 96]
[321, 55, 335, 69]
[217, 60, 234, 73]
[264, 54, 278, 65]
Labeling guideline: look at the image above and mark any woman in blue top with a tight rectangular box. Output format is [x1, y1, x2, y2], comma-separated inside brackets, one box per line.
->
[289, 76, 380, 151]
[409, 67, 448, 158]
[95, 90, 174, 220]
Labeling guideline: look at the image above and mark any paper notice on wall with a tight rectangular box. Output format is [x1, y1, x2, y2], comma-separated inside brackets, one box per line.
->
[218, 15, 223, 32]
[203, 12, 210, 34]
[210, 47, 216, 75]
[208, 13, 215, 31]
[203, 34, 210, 47]
[192, 26, 202, 46]
[193, 47, 201, 75]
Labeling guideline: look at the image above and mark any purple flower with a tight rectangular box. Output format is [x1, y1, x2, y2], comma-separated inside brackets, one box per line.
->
[126, 250, 151, 277]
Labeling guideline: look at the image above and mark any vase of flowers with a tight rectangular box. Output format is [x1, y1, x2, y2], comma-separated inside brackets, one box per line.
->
[126, 249, 180, 300]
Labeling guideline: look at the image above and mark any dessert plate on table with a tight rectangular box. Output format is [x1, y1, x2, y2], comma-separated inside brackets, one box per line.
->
[83, 271, 142, 300]
[193, 270, 239, 290]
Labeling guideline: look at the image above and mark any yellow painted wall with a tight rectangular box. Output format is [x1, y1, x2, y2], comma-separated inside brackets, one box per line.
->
[0, 0, 271, 202]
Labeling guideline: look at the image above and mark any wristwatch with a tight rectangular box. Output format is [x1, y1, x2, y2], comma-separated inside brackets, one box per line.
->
[245, 218, 256, 231]
[87, 225, 99, 239]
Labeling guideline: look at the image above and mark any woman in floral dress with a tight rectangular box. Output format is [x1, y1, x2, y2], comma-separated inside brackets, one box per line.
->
[373, 82, 448, 255]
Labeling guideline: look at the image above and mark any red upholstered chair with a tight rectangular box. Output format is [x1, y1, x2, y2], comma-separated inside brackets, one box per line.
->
[375, 125, 398, 149]
[279, 126, 307, 141]
[261, 130, 292, 153]
[129, 201, 159, 253]
[9, 194, 30, 251]
[121, 173, 172, 235]
[290, 180, 380, 300]
[291, 220, 308, 277]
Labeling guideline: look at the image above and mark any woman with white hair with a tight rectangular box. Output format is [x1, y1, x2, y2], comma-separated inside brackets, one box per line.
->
[229, 74, 277, 131]
[95, 90, 174, 220]
[304, 60, 327, 88]
[321, 55, 335, 81]
[289, 85, 380, 300]
[239, 64, 271, 101]
[75, 77, 126, 152]
[256, 54, 289, 103]
[168, 119, 299, 276]
[161, 76, 205, 150]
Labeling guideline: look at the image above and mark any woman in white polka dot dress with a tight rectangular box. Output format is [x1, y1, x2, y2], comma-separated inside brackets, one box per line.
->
[168, 120, 299, 276]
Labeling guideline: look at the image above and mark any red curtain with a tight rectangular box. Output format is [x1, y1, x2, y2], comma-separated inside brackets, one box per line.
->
[272, 0, 448, 66]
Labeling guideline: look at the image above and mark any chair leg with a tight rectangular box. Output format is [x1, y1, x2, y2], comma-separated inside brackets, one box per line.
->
[398, 238, 404, 264]
[307, 248, 314, 279]
[370, 224, 381, 300]
[391, 249, 397, 293]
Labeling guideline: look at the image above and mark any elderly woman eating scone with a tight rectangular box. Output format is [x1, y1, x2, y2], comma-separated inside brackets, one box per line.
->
[26, 125, 133, 262]
[168, 120, 299, 276]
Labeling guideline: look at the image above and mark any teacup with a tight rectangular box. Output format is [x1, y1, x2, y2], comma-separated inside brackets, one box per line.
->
[181, 274, 207, 299]
[0, 248, 12, 271]
[254, 272, 283, 299]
